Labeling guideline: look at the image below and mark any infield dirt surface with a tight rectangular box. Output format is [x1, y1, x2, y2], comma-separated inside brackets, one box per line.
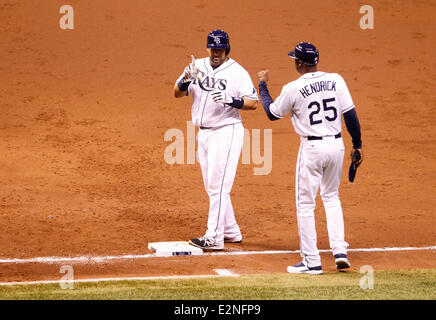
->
[1, 0, 435, 283]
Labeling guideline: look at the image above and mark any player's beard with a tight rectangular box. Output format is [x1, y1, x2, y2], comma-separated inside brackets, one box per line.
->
[208, 49, 228, 67]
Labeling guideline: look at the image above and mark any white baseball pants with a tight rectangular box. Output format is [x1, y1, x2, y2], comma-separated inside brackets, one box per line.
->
[295, 135, 349, 267]
[198, 123, 244, 246]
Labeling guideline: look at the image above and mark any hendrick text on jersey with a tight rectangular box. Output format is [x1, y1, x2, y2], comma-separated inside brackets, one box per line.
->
[299, 80, 336, 98]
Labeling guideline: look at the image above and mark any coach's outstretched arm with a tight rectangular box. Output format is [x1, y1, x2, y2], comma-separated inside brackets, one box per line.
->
[257, 70, 280, 121]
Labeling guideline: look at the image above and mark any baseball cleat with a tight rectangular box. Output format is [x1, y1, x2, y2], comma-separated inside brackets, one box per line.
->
[224, 236, 242, 243]
[334, 254, 351, 270]
[287, 261, 323, 275]
[189, 237, 224, 251]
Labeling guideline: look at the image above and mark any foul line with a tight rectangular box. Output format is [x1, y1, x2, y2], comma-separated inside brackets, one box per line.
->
[0, 246, 434, 287]
[0, 274, 230, 287]
[0, 245, 435, 265]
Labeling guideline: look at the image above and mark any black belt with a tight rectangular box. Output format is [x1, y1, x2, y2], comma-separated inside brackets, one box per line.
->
[307, 133, 341, 141]
[200, 123, 239, 130]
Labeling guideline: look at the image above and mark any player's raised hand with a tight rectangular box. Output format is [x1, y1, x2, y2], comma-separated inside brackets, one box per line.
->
[189, 54, 199, 78]
[258, 70, 270, 82]
[183, 54, 199, 82]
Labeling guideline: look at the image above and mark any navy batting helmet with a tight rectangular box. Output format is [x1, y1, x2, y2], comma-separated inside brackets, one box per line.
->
[207, 29, 230, 54]
[288, 42, 319, 66]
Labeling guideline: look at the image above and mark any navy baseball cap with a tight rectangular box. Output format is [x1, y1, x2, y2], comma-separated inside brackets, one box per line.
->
[288, 42, 319, 66]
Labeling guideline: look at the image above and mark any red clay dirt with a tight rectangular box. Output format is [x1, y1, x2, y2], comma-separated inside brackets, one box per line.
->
[0, 0, 435, 283]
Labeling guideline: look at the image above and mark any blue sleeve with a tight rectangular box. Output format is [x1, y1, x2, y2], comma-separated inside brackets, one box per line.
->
[259, 81, 280, 121]
[343, 108, 362, 149]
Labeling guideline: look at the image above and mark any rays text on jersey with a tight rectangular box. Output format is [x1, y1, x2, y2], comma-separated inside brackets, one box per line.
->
[193, 71, 227, 91]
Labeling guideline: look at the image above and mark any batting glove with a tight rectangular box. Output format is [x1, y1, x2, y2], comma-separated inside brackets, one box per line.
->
[211, 90, 233, 104]
[182, 66, 196, 82]
[183, 55, 199, 82]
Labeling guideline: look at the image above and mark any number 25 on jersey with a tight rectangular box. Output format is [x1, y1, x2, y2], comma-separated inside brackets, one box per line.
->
[308, 97, 337, 126]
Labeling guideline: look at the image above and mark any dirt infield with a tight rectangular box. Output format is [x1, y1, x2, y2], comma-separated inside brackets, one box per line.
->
[1, 0, 435, 283]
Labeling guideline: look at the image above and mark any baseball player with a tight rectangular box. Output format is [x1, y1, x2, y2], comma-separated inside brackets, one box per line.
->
[174, 29, 258, 250]
[257, 42, 363, 274]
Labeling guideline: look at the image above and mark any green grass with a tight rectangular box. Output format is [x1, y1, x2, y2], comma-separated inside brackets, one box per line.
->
[0, 269, 435, 300]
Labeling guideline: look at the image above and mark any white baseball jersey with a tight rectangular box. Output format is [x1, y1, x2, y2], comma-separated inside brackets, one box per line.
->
[265, 71, 354, 268]
[269, 71, 354, 137]
[176, 57, 258, 128]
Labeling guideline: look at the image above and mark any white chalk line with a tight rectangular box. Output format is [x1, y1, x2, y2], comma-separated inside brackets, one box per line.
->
[0, 274, 231, 287]
[0, 246, 434, 287]
[0, 245, 434, 265]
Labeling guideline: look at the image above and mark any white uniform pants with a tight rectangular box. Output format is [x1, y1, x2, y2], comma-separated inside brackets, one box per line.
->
[295, 136, 349, 267]
[198, 123, 244, 246]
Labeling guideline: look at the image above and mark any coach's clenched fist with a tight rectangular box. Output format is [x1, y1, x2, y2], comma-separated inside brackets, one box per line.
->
[258, 69, 269, 82]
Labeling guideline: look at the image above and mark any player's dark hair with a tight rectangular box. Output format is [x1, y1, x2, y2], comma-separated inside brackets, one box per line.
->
[296, 58, 316, 67]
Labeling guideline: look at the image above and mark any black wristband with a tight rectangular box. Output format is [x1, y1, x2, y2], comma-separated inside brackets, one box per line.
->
[177, 79, 191, 91]
[228, 97, 244, 109]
